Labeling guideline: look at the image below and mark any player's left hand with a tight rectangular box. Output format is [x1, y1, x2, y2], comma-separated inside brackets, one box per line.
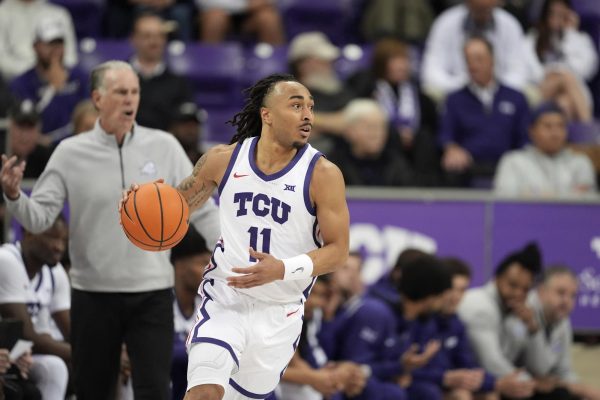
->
[228, 248, 285, 288]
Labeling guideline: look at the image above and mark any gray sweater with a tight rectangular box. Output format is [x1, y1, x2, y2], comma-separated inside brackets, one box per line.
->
[5, 121, 220, 292]
[458, 281, 542, 378]
[524, 291, 578, 382]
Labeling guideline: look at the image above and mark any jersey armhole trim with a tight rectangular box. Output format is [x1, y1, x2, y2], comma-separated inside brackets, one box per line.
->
[303, 152, 323, 216]
[217, 141, 243, 196]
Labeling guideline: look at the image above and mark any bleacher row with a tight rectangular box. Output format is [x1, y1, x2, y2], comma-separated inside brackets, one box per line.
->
[76, 38, 385, 143]
[51, 0, 367, 44]
[56, 0, 600, 142]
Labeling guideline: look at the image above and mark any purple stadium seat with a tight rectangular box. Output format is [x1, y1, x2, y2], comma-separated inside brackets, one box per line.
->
[278, 0, 347, 45]
[167, 42, 244, 109]
[334, 44, 372, 80]
[78, 39, 133, 77]
[243, 44, 288, 87]
[50, 0, 104, 39]
[203, 108, 238, 145]
[568, 121, 600, 144]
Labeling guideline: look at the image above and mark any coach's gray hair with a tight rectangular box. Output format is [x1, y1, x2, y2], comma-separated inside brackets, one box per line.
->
[90, 60, 134, 93]
[539, 265, 577, 285]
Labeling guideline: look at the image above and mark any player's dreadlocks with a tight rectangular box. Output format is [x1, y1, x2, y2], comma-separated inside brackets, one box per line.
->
[228, 73, 299, 144]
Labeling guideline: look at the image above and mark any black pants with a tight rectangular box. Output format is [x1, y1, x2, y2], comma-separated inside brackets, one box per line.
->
[530, 387, 582, 400]
[71, 289, 174, 400]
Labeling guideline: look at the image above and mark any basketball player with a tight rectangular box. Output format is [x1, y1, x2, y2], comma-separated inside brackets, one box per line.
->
[123, 73, 349, 399]
[0, 60, 220, 400]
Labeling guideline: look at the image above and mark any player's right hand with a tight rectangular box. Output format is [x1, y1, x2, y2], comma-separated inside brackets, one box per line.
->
[0, 154, 25, 200]
[119, 182, 139, 214]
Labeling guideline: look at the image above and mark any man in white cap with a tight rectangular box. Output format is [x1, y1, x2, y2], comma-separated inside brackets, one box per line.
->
[10, 16, 88, 144]
[0, 0, 78, 80]
[288, 32, 355, 113]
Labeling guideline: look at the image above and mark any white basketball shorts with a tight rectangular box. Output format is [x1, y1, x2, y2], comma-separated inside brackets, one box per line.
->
[186, 278, 304, 399]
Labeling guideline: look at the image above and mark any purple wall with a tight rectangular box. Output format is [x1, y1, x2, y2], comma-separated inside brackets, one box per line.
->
[347, 197, 600, 332]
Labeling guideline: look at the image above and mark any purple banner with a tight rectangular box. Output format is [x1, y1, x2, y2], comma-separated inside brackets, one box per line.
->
[347, 197, 600, 332]
[348, 199, 488, 287]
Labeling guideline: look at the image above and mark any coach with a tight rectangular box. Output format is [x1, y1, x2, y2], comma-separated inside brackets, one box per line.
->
[1, 60, 220, 400]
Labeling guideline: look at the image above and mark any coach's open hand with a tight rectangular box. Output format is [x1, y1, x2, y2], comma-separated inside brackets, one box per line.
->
[0, 154, 26, 200]
[228, 248, 285, 288]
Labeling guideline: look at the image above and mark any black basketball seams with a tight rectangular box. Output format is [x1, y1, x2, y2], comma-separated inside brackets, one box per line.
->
[161, 190, 187, 242]
[154, 182, 165, 247]
[122, 223, 164, 249]
[133, 187, 161, 243]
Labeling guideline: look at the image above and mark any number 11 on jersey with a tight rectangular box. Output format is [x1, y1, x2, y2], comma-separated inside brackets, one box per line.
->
[248, 227, 271, 261]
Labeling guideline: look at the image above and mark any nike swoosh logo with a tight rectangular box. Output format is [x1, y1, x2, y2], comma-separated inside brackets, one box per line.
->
[286, 308, 301, 317]
[233, 172, 249, 178]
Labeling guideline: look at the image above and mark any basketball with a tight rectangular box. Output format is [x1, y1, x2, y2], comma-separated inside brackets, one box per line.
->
[120, 182, 189, 251]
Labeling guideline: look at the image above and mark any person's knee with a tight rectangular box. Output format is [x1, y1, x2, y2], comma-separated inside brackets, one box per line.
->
[184, 384, 224, 400]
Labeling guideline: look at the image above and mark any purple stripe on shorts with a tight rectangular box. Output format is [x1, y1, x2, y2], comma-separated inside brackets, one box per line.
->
[229, 378, 273, 399]
[191, 337, 239, 367]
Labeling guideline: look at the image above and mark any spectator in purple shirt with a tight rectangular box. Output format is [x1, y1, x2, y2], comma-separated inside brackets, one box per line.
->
[419, 258, 499, 399]
[334, 253, 451, 400]
[439, 36, 529, 187]
[10, 17, 88, 144]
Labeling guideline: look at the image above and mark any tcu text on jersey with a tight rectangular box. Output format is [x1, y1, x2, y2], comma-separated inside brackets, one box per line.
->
[234, 192, 291, 224]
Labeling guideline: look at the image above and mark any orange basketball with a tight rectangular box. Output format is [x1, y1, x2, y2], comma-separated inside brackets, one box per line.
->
[120, 182, 189, 251]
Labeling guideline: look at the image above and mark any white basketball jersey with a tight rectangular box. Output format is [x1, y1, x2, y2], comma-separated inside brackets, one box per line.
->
[207, 136, 323, 303]
[0, 243, 70, 336]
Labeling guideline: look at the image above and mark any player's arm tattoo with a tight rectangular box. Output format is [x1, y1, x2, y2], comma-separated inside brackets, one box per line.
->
[177, 153, 212, 208]
[177, 153, 207, 192]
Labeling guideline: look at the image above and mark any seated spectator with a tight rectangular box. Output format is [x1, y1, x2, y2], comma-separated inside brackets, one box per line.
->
[421, 258, 497, 399]
[289, 32, 355, 114]
[494, 102, 597, 197]
[105, 0, 195, 40]
[71, 100, 98, 135]
[196, 0, 284, 44]
[361, 0, 435, 44]
[131, 13, 193, 131]
[421, 0, 528, 100]
[523, 0, 598, 123]
[367, 248, 428, 306]
[327, 99, 413, 187]
[458, 243, 542, 398]
[169, 102, 206, 164]
[525, 266, 600, 400]
[10, 17, 88, 144]
[348, 37, 441, 185]
[0, 0, 78, 81]
[170, 227, 211, 400]
[324, 253, 408, 400]
[336, 254, 453, 400]
[0, 216, 70, 399]
[439, 36, 530, 187]
[278, 275, 366, 400]
[6, 100, 53, 179]
[288, 32, 357, 153]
